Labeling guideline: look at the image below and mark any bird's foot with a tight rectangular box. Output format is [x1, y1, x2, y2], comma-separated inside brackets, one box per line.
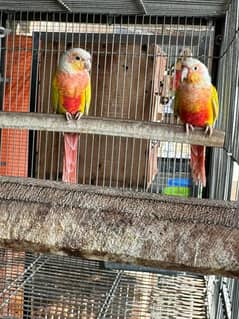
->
[74, 112, 84, 120]
[185, 123, 194, 135]
[204, 125, 213, 136]
[65, 112, 73, 121]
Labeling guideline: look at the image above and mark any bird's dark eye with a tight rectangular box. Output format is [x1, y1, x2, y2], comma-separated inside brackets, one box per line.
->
[193, 66, 198, 71]
[75, 56, 81, 61]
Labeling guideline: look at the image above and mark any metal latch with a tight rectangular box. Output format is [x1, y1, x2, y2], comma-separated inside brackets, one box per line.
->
[0, 26, 11, 83]
[0, 26, 10, 38]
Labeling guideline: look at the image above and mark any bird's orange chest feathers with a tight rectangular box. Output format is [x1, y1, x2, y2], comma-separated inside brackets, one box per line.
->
[177, 85, 213, 127]
[56, 71, 90, 113]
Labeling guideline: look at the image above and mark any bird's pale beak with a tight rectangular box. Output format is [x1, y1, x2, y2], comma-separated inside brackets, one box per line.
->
[84, 60, 91, 71]
[181, 67, 188, 82]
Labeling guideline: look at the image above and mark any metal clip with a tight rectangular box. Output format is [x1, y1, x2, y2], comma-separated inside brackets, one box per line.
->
[0, 75, 10, 83]
[0, 26, 10, 38]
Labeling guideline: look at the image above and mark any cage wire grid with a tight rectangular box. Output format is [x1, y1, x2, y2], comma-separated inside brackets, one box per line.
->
[209, 0, 239, 202]
[0, 3, 238, 319]
[0, 248, 207, 319]
[0, 11, 217, 197]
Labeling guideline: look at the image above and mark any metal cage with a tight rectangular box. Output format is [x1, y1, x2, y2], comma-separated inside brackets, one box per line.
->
[0, 248, 207, 319]
[0, 0, 238, 319]
[0, 11, 219, 196]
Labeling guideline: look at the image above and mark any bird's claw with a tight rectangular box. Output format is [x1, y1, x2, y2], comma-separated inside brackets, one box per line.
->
[74, 112, 84, 120]
[65, 112, 84, 121]
[185, 123, 194, 135]
[65, 112, 73, 121]
[204, 125, 213, 136]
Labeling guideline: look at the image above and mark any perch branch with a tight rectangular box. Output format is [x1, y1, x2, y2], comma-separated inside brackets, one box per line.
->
[0, 111, 225, 147]
[0, 176, 238, 277]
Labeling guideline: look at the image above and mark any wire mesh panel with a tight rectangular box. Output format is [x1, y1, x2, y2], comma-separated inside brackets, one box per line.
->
[0, 248, 207, 319]
[0, 5, 238, 319]
[0, 0, 230, 16]
[0, 11, 216, 195]
[209, 0, 239, 200]
[207, 276, 239, 319]
[203, 2, 239, 319]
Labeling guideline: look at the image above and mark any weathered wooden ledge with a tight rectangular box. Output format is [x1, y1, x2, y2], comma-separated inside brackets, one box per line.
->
[0, 176, 238, 277]
[0, 111, 225, 147]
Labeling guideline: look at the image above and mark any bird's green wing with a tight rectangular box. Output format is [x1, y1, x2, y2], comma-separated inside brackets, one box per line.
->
[84, 81, 91, 116]
[52, 75, 59, 113]
[211, 84, 219, 124]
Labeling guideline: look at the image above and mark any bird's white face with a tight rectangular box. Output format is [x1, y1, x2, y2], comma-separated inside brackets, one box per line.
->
[59, 48, 92, 73]
[181, 57, 211, 85]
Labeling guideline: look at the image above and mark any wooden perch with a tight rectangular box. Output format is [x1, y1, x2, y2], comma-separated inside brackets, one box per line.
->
[0, 176, 238, 277]
[0, 111, 225, 147]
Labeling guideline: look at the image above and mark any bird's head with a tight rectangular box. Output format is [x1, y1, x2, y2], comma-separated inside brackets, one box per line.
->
[181, 57, 211, 85]
[59, 48, 92, 73]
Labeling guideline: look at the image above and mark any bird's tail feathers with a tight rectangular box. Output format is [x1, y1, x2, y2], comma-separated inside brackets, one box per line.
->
[62, 133, 78, 183]
[190, 145, 206, 187]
